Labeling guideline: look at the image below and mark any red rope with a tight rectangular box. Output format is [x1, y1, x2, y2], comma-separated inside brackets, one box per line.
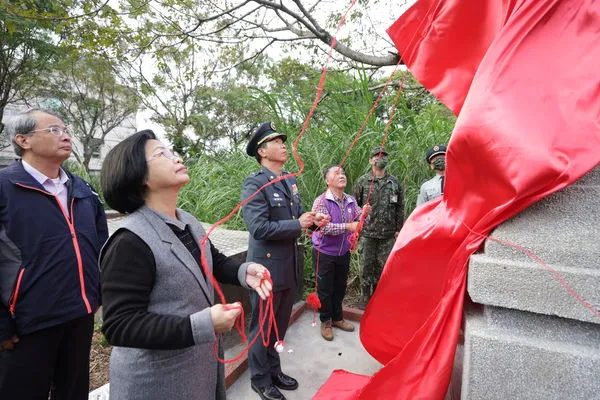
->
[345, 71, 408, 252]
[213, 276, 286, 363]
[341, 0, 444, 251]
[198, 0, 361, 363]
[206, 0, 449, 362]
[461, 221, 600, 319]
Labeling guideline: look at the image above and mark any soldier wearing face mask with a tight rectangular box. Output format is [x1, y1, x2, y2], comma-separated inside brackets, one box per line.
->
[416, 144, 447, 206]
[353, 146, 404, 307]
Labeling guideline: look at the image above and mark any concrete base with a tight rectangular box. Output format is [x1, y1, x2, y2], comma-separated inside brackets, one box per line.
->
[226, 306, 381, 400]
[462, 305, 600, 400]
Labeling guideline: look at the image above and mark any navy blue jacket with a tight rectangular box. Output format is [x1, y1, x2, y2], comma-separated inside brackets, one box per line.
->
[0, 160, 108, 341]
[241, 167, 304, 291]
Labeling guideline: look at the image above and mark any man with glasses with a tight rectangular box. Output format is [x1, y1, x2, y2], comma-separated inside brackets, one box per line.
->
[353, 146, 404, 308]
[0, 109, 108, 399]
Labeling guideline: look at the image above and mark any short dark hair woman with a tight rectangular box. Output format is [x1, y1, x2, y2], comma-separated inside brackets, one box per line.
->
[99, 130, 271, 400]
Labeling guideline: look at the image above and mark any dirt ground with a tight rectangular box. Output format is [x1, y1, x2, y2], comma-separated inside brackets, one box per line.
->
[89, 330, 112, 391]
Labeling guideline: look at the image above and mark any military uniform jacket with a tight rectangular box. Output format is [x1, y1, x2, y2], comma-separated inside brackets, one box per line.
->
[241, 166, 304, 291]
[353, 172, 404, 239]
[416, 174, 444, 206]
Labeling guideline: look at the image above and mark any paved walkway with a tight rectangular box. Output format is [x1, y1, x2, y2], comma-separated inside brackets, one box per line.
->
[226, 310, 381, 400]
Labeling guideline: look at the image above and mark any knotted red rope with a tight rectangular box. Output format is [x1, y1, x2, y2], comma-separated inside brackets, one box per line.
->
[197, 0, 364, 363]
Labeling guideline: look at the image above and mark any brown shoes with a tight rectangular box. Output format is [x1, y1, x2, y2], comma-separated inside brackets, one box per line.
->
[332, 319, 355, 332]
[321, 319, 355, 340]
[320, 320, 333, 341]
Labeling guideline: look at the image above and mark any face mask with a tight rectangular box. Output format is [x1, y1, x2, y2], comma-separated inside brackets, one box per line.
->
[375, 158, 388, 169]
[432, 157, 446, 171]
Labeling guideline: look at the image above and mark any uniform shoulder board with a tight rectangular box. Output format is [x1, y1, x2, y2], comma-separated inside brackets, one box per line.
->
[253, 170, 263, 176]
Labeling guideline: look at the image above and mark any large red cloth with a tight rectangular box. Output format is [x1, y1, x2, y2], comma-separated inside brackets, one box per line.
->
[313, 0, 600, 398]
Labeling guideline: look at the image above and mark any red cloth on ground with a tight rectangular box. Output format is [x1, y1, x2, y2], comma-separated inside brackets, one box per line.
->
[313, 0, 600, 399]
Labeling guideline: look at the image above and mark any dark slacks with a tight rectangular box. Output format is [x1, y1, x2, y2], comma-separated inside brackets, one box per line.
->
[0, 313, 94, 400]
[248, 288, 295, 387]
[313, 248, 350, 323]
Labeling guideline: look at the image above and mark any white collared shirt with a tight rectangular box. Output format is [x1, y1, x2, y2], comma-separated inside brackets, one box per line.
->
[22, 160, 70, 217]
[416, 174, 444, 206]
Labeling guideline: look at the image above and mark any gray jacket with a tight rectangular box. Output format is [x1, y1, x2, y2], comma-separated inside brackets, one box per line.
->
[101, 206, 249, 400]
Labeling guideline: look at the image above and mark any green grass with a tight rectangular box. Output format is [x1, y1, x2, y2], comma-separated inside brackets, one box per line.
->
[85, 71, 456, 293]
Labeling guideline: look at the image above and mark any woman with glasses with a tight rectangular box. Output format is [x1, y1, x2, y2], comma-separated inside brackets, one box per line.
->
[99, 130, 272, 400]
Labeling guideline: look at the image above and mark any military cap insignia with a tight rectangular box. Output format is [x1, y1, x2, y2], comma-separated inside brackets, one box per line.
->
[433, 145, 440, 151]
[270, 122, 276, 131]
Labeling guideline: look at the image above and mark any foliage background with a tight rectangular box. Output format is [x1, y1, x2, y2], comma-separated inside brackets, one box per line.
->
[178, 68, 454, 230]
[175, 67, 455, 296]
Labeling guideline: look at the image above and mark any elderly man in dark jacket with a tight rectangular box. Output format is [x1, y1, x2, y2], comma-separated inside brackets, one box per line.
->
[0, 109, 108, 399]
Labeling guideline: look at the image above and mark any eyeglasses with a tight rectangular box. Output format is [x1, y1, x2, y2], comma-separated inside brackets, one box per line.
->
[30, 127, 70, 136]
[146, 148, 182, 162]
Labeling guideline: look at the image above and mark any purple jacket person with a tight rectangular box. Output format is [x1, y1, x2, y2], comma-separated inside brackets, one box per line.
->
[311, 166, 369, 341]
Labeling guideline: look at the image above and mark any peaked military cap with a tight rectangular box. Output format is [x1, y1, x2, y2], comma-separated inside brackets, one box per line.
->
[425, 144, 447, 163]
[370, 146, 389, 157]
[246, 121, 287, 156]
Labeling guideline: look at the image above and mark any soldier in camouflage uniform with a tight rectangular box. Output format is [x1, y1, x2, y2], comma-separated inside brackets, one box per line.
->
[353, 146, 404, 305]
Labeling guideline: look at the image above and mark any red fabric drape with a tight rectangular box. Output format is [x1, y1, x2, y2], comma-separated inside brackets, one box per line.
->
[313, 0, 600, 398]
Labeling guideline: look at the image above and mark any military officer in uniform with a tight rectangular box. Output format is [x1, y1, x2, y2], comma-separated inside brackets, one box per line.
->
[242, 122, 326, 400]
[353, 146, 404, 306]
[416, 144, 447, 206]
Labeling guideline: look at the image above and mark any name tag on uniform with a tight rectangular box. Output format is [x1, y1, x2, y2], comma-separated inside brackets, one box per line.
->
[272, 193, 284, 201]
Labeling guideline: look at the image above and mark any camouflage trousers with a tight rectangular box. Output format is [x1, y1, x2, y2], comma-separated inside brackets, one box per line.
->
[360, 236, 396, 300]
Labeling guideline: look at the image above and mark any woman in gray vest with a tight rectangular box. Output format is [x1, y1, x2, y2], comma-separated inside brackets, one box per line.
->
[99, 130, 272, 400]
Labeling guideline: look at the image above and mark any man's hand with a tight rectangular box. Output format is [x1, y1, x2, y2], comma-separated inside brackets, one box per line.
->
[362, 203, 372, 216]
[245, 263, 273, 300]
[0, 335, 19, 352]
[210, 304, 242, 333]
[314, 213, 330, 227]
[298, 212, 315, 228]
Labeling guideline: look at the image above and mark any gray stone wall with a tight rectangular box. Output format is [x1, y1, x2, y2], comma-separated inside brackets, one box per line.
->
[463, 165, 600, 400]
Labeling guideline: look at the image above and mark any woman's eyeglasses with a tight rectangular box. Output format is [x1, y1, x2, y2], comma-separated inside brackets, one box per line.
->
[146, 148, 182, 162]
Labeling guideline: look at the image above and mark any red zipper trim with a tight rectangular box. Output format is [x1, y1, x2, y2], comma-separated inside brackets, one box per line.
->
[15, 183, 92, 313]
[9, 268, 26, 316]
[69, 198, 91, 312]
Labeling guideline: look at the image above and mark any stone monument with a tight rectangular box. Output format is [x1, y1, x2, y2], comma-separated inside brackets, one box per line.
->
[463, 165, 600, 399]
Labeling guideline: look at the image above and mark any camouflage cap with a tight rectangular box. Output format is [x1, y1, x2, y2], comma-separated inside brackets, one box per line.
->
[370, 146, 389, 157]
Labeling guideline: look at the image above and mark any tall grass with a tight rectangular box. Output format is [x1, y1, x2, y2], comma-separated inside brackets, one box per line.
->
[178, 151, 256, 230]
[63, 159, 105, 205]
[175, 71, 455, 292]
[78, 68, 455, 293]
